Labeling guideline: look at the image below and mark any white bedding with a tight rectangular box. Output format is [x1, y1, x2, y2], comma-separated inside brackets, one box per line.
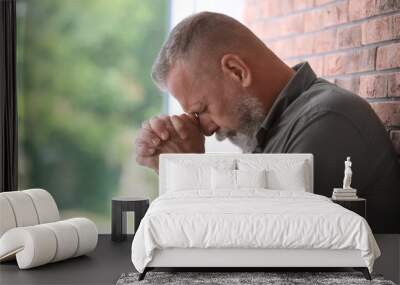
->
[131, 190, 380, 273]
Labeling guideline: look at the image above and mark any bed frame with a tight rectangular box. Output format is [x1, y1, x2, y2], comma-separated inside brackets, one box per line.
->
[140, 248, 371, 280]
[139, 154, 372, 281]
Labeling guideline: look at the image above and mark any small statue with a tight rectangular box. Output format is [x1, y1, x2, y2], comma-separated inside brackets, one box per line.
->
[342, 157, 353, 189]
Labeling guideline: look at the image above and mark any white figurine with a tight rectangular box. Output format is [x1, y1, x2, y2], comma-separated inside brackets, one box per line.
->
[342, 157, 353, 189]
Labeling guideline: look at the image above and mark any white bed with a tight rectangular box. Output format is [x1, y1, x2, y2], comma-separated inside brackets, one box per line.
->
[131, 154, 380, 280]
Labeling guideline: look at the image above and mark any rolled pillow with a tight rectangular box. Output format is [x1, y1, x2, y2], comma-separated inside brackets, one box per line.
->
[0, 189, 59, 237]
[0, 225, 57, 269]
[64, 218, 98, 257]
[24, 189, 59, 224]
[42, 221, 79, 262]
[0, 218, 98, 269]
[0, 196, 17, 237]
[0, 191, 39, 227]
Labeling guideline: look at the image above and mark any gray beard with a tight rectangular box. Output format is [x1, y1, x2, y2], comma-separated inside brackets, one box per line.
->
[215, 95, 265, 152]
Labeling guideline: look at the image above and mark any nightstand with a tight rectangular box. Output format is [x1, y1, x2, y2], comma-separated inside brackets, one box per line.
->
[111, 197, 149, 242]
[331, 198, 366, 218]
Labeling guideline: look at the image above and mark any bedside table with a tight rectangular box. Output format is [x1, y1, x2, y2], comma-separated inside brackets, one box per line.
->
[331, 198, 366, 218]
[111, 197, 149, 242]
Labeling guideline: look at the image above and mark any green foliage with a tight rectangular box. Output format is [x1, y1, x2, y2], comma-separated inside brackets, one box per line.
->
[17, 0, 167, 212]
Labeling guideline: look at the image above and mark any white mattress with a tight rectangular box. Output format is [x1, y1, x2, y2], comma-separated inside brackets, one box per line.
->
[131, 190, 380, 273]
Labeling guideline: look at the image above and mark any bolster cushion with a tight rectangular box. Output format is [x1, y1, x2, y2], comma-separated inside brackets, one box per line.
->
[0, 218, 98, 269]
[0, 189, 60, 237]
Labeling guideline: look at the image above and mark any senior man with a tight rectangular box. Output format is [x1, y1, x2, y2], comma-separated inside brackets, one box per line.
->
[135, 12, 400, 233]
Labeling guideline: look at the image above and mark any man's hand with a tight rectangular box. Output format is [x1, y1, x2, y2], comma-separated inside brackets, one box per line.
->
[135, 114, 205, 173]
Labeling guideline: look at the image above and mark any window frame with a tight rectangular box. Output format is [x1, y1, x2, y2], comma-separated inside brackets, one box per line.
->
[0, 0, 18, 192]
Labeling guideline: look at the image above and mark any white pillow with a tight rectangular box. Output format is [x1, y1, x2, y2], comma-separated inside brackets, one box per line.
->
[238, 159, 309, 192]
[236, 169, 267, 188]
[266, 162, 307, 191]
[211, 168, 236, 190]
[211, 169, 267, 190]
[166, 159, 236, 192]
[167, 162, 210, 191]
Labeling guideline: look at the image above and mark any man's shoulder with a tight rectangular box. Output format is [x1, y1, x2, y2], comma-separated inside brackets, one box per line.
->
[293, 78, 373, 119]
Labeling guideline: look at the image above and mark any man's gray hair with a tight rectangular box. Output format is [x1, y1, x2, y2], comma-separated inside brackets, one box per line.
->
[151, 11, 256, 89]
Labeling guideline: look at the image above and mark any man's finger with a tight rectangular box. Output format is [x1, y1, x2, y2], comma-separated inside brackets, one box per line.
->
[136, 155, 159, 172]
[158, 115, 179, 138]
[180, 113, 200, 128]
[170, 115, 188, 140]
[136, 144, 156, 157]
[149, 116, 171, 141]
[141, 120, 151, 130]
[135, 128, 161, 147]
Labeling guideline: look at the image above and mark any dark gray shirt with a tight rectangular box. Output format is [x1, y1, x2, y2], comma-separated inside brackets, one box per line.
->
[253, 62, 400, 233]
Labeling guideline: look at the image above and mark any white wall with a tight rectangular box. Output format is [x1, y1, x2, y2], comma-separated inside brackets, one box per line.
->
[168, 0, 244, 153]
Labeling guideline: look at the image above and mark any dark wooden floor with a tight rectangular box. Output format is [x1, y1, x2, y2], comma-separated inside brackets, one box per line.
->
[0, 235, 134, 285]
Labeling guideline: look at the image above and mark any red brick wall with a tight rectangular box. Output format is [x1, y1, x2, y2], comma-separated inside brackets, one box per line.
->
[244, 0, 400, 155]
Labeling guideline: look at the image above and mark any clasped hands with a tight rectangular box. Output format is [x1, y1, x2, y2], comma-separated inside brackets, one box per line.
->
[135, 114, 205, 173]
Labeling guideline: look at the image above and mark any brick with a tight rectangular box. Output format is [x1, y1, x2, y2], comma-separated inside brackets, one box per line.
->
[348, 0, 376, 21]
[370, 102, 400, 126]
[304, 10, 324, 32]
[337, 24, 362, 49]
[293, 0, 314, 10]
[308, 57, 324, 76]
[268, 39, 295, 58]
[362, 15, 399, 44]
[280, 0, 295, 14]
[304, 2, 348, 32]
[294, 34, 314, 57]
[394, 15, 400, 37]
[376, 43, 400, 70]
[263, 21, 281, 39]
[250, 21, 266, 39]
[323, 1, 348, 27]
[263, 0, 295, 16]
[263, 15, 306, 40]
[313, 29, 337, 53]
[334, 76, 360, 94]
[324, 53, 342, 76]
[376, 0, 400, 14]
[315, 0, 334, 5]
[261, 1, 281, 18]
[390, 130, 400, 154]
[323, 48, 376, 76]
[349, 0, 400, 21]
[281, 14, 305, 36]
[284, 59, 301, 68]
[244, 4, 260, 23]
[359, 74, 388, 98]
[388, 73, 400, 97]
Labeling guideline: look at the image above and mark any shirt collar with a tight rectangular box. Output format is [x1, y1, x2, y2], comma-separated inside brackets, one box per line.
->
[254, 61, 317, 149]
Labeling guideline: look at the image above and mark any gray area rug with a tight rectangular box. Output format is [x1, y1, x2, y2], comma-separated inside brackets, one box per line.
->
[116, 272, 396, 285]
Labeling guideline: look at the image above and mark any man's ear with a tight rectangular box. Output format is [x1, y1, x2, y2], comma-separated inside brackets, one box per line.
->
[220, 54, 251, 87]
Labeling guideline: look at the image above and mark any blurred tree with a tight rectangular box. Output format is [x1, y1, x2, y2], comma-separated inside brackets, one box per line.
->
[17, 0, 167, 213]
